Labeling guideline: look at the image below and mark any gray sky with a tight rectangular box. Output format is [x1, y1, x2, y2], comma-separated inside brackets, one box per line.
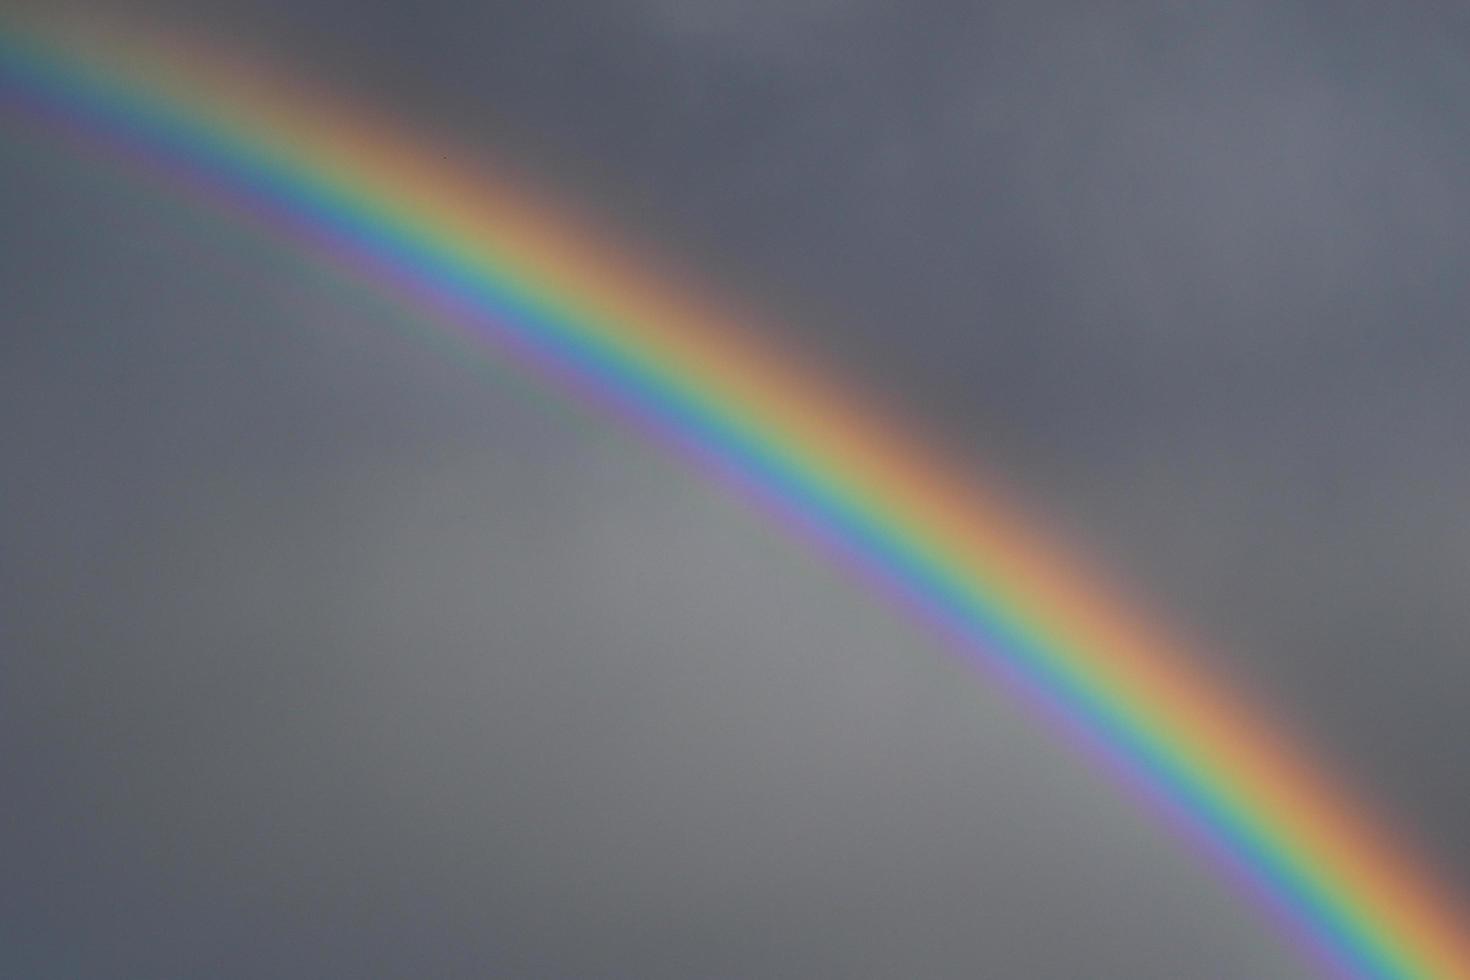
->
[4, 1, 1469, 976]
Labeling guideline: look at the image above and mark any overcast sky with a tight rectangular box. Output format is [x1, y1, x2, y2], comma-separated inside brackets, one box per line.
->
[4, 2, 1469, 977]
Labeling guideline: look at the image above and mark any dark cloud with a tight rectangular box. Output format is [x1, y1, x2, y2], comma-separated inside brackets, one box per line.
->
[4, 1, 1469, 975]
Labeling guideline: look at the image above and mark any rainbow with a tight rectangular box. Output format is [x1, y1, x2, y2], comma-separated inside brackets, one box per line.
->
[2, 13, 1466, 979]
